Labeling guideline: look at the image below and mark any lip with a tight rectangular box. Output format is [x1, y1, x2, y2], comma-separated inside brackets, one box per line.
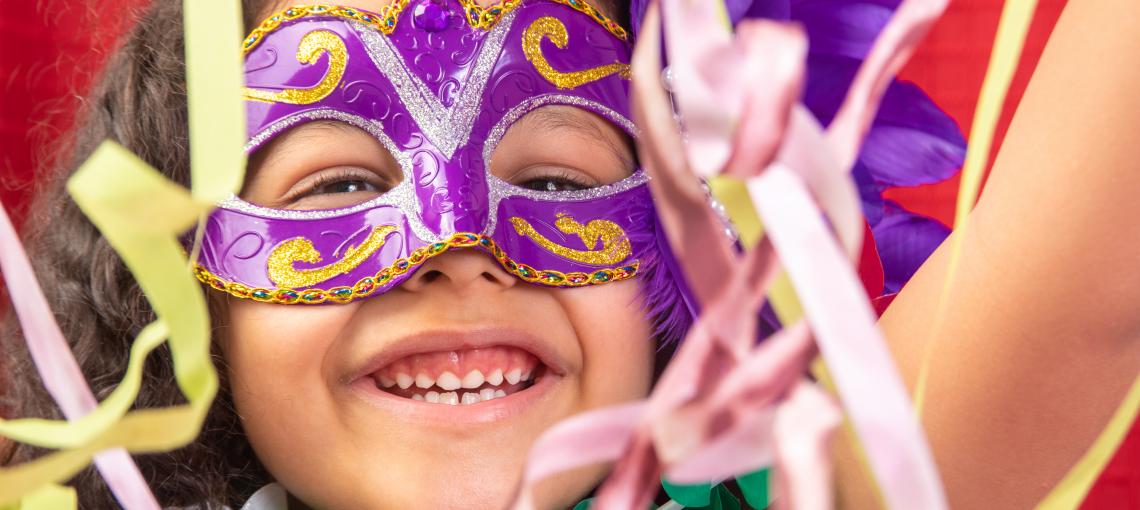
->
[344, 327, 571, 423]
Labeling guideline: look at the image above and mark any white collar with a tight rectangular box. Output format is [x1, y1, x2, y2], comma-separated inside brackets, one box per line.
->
[238, 483, 287, 510]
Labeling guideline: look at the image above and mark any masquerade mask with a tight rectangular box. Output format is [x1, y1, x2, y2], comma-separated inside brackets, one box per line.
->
[194, 0, 660, 304]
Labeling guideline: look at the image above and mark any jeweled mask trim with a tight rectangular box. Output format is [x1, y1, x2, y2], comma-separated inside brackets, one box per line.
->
[242, 0, 627, 55]
[195, 232, 639, 305]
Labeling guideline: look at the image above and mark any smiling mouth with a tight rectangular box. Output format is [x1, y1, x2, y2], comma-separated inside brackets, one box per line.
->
[369, 346, 543, 406]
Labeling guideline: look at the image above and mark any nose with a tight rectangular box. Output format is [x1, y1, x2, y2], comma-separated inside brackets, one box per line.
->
[399, 248, 517, 294]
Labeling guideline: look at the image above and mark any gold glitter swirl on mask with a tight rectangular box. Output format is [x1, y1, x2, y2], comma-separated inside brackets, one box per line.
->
[267, 225, 397, 289]
[196, 232, 640, 305]
[522, 16, 631, 90]
[509, 214, 632, 266]
[244, 30, 348, 105]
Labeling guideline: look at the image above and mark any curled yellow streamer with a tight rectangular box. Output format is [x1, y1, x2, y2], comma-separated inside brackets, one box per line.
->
[0, 0, 246, 506]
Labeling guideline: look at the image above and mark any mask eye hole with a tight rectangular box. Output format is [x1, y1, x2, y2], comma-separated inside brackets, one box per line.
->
[489, 105, 636, 192]
[242, 120, 404, 210]
[516, 167, 596, 192]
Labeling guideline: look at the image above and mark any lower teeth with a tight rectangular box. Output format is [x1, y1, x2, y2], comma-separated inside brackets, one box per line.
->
[410, 375, 543, 406]
[413, 389, 511, 405]
[380, 368, 543, 405]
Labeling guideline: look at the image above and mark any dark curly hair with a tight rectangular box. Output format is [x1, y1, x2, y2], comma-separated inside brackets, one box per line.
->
[0, 1, 273, 507]
[1, 0, 635, 508]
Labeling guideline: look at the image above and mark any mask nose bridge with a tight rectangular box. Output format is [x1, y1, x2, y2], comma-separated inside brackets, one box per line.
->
[378, 229, 524, 293]
[410, 141, 493, 240]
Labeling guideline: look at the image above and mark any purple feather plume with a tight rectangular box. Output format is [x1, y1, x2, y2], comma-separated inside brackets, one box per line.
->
[630, 0, 966, 339]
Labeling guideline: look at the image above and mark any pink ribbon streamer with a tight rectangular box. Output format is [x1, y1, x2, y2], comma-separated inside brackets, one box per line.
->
[510, 3, 840, 508]
[513, 402, 646, 509]
[510, 0, 953, 506]
[749, 166, 946, 508]
[777, 106, 864, 260]
[661, 0, 735, 177]
[0, 202, 159, 509]
[772, 381, 843, 510]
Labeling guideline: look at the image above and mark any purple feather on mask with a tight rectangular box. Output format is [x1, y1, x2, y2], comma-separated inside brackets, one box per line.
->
[630, 0, 965, 317]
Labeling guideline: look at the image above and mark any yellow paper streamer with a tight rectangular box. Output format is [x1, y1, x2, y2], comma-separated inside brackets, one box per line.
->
[14, 484, 75, 510]
[912, 0, 1040, 417]
[0, 144, 215, 506]
[185, 0, 247, 201]
[707, 176, 763, 247]
[707, 176, 802, 324]
[952, 0, 1039, 231]
[0, 319, 169, 448]
[1035, 375, 1140, 509]
[1, 0, 246, 505]
[4, 402, 206, 504]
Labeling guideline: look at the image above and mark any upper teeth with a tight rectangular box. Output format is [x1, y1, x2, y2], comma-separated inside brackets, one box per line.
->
[486, 369, 504, 386]
[462, 370, 485, 388]
[436, 371, 462, 391]
[385, 368, 533, 392]
[396, 373, 414, 389]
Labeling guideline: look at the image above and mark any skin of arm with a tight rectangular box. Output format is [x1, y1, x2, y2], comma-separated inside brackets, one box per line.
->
[836, 1, 1140, 508]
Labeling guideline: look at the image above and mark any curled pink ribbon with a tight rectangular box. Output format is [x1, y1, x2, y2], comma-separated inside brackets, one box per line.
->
[510, 0, 951, 507]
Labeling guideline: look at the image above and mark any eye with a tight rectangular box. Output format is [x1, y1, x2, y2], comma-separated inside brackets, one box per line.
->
[487, 106, 636, 192]
[514, 167, 597, 193]
[520, 177, 588, 192]
[281, 167, 394, 209]
[312, 177, 380, 195]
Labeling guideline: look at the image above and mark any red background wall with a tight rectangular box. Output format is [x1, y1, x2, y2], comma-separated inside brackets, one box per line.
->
[0, 0, 1136, 505]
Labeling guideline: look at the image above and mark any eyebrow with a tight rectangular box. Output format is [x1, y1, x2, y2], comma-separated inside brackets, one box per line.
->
[523, 108, 636, 171]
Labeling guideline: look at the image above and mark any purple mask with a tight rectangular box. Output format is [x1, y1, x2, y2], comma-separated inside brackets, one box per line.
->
[193, 0, 659, 305]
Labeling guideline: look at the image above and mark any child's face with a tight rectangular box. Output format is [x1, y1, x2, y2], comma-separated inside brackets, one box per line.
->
[221, 34, 654, 506]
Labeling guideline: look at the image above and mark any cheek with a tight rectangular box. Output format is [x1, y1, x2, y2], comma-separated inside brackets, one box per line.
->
[224, 300, 352, 394]
[532, 282, 655, 507]
[222, 300, 358, 496]
[556, 281, 656, 407]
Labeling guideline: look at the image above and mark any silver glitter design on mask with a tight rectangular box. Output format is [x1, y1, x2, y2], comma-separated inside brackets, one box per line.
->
[223, 109, 440, 243]
[352, 9, 515, 158]
[482, 94, 638, 168]
[480, 94, 646, 237]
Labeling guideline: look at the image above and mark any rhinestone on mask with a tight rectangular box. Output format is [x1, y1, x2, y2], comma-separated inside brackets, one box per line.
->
[413, 0, 451, 32]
